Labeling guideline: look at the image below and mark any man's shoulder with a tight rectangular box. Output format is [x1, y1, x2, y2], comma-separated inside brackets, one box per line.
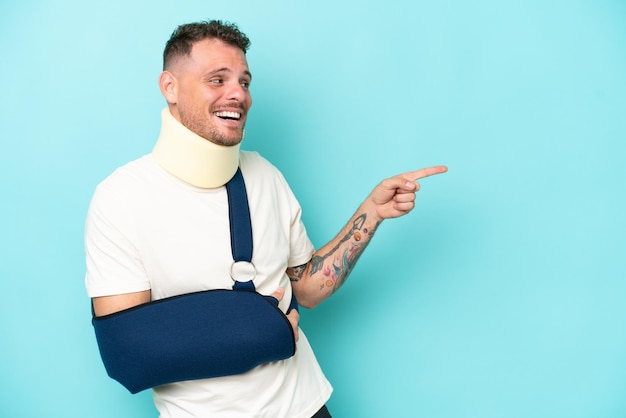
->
[95, 154, 157, 193]
[240, 150, 271, 167]
[239, 150, 282, 177]
[238, 151, 297, 200]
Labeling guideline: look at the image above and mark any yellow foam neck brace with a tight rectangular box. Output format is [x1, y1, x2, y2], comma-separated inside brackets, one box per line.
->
[152, 108, 240, 188]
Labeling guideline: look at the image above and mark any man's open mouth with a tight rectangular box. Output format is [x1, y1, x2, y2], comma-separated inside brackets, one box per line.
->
[214, 111, 242, 121]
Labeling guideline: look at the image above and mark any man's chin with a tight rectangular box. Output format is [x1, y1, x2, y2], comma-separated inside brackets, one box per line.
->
[202, 128, 244, 147]
[207, 135, 243, 147]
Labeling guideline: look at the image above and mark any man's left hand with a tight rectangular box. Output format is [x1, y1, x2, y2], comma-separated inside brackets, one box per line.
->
[368, 165, 448, 220]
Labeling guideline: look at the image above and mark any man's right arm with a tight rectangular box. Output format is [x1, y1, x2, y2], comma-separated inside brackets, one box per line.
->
[91, 287, 298, 394]
[92, 290, 151, 317]
[91, 289, 298, 341]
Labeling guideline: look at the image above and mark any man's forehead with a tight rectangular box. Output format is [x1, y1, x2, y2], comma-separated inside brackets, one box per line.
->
[191, 39, 247, 62]
[168, 38, 250, 76]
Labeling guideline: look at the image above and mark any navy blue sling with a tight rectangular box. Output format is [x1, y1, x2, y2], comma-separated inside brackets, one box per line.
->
[92, 168, 298, 394]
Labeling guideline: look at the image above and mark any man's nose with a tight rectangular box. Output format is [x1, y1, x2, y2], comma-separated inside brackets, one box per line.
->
[226, 81, 247, 102]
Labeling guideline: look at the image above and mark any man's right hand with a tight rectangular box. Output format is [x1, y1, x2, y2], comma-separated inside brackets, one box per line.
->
[269, 287, 300, 342]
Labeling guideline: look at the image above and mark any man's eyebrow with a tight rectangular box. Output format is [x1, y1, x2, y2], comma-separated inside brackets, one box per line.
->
[207, 67, 230, 76]
[205, 67, 252, 80]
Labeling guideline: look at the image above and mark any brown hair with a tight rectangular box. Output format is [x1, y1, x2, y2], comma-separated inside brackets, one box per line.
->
[163, 20, 251, 70]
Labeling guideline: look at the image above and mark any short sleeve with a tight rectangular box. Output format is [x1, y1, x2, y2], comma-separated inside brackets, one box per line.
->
[84, 182, 151, 297]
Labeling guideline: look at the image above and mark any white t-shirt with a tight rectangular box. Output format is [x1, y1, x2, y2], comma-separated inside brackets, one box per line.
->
[85, 151, 333, 418]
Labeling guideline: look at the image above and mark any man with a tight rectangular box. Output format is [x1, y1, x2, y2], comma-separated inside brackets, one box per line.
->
[85, 20, 447, 418]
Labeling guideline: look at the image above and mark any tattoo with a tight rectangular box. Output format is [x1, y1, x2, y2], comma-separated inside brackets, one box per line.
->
[310, 214, 366, 275]
[287, 263, 307, 282]
[311, 213, 381, 293]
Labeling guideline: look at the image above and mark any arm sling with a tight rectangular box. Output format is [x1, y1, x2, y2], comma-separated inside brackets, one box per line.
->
[92, 168, 299, 394]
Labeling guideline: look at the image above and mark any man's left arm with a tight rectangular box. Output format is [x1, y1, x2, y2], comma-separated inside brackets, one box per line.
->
[287, 165, 447, 309]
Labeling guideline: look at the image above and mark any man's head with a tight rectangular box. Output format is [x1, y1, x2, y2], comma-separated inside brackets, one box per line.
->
[163, 20, 250, 70]
[159, 20, 253, 146]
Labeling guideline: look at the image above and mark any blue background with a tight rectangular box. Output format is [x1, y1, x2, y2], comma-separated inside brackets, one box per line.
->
[1, 1, 625, 417]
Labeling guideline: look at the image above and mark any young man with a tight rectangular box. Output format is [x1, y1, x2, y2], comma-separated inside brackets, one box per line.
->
[85, 20, 447, 418]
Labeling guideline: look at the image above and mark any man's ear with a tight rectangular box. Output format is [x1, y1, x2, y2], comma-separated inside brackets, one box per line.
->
[159, 71, 178, 104]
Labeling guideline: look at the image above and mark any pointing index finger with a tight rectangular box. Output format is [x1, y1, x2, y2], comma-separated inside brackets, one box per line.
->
[408, 165, 448, 181]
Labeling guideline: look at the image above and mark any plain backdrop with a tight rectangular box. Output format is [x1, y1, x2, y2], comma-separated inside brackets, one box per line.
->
[1, 1, 625, 417]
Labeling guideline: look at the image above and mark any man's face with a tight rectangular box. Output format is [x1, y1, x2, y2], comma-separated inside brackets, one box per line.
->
[166, 38, 252, 146]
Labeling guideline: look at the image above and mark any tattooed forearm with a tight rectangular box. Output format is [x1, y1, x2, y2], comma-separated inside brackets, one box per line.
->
[310, 214, 367, 275]
[332, 244, 367, 290]
[310, 213, 381, 293]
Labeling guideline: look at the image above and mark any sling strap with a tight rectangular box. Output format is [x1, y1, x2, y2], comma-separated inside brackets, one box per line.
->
[226, 168, 298, 311]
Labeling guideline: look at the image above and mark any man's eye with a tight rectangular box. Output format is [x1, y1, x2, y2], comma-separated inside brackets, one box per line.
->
[241, 81, 250, 89]
[210, 78, 223, 84]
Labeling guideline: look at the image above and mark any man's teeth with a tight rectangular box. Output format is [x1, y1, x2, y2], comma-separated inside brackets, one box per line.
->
[215, 111, 241, 120]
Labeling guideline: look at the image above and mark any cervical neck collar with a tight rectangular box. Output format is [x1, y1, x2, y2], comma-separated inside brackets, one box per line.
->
[152, 108, 240, 188]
